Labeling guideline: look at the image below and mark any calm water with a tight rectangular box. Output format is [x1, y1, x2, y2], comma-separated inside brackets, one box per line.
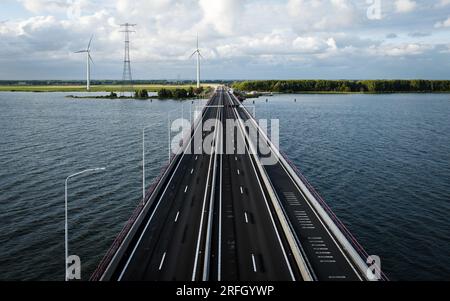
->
[1, 92, 449, 281]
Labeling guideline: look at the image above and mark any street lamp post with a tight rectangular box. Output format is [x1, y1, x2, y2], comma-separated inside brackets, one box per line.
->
[65, 167, 105, 281]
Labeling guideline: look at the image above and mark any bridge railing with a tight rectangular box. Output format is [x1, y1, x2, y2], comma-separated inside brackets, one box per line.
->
[230, 91, 388, 281]
[90, 98, 212, 281]
[90, 161, 171, 281]
[90, 123, 196, 281]
[279, 149, 389, 281]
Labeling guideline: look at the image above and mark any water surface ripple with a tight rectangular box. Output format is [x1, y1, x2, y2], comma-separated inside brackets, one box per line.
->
[1, 92, 449, 280]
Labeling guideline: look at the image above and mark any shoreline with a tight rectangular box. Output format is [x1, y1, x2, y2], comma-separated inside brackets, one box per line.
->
[245, 91, 450, 97]
[1, 89, 449, 95]
[240, 91, 450, 99]
[65, 95, 201, 101]
[0, 84, 214, 93]
[233, 80, 450, 95]
[0, 85, 449, 96]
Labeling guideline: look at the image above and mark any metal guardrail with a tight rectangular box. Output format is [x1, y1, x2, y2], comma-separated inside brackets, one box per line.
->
[90, 98, 211, 281]
[230, 91, 388, 281]
[89, 161, 171, 281]
[91, 92, 388, 281]
[278, 151, 389, 281]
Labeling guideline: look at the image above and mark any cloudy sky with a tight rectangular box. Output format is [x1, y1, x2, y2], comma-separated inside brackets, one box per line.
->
[0, 0, 449, 80]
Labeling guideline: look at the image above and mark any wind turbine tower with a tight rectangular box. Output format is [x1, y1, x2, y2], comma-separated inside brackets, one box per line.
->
[190, 35, 203, 88]
[75, 35, 94, 91]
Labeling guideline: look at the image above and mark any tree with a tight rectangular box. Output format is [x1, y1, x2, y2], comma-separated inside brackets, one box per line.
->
[194, 86, 204, 95]
[231, 80, 450, 93]
[158, 88, 173, 99]
[172, 88, 188, 99]
[135, 89, 149, 99]
[188, 86, 195, 97]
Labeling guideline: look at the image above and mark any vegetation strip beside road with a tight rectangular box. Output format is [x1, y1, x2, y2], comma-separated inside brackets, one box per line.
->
[232, 80, 450, 94]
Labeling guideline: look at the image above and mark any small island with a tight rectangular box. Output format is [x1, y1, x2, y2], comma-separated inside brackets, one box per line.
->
[66, 86, 213, 100]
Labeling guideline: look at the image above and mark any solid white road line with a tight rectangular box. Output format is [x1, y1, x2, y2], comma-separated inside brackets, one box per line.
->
[202, 96, 223, 281]
[192, 98, 221, 281]
[229, 92, 296, 280]
[159, 252, 167, 271]
[251, 254, 257, 272]
[218, 127, 223, 281]
[117, 96, 214, 281]
[239, 95, 362, 280]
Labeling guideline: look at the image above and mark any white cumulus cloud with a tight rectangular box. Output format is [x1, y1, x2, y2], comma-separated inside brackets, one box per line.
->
[0, 0, 447, 79]
[198, 0, 244, 36]
[372, 43, 433, 57]
[435, 16, 450, 28]
[287, 0, 359, 31]
[395, 0, 417, 13]
[436, 0, 450, 7]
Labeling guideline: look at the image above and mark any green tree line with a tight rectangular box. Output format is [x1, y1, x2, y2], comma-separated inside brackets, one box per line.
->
[158, 87, 206, 99]
[232, 80, 450, 93]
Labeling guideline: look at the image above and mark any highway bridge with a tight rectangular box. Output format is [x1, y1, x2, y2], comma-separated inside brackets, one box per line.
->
[91, 88, 387, 281]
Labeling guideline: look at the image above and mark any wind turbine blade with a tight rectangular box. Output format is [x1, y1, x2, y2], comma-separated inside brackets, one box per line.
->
[89, 53, 94, 65]
[87, 35, 94, 51]
[75, 50, 87, 53]
[189, 51, 197, 59]
[196, 33, 199, 50]
[199, 52, 204, 59]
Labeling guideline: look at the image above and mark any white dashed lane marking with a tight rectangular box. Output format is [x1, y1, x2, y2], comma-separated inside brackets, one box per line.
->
[159, 252, 167, 270]
[294, 210, 315, 229]
[251, 254, 257, 272]
[308, 237, 336, 264]
[283, 192, 300, 206]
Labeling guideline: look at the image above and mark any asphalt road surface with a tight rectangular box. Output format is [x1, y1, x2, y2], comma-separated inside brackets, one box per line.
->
[230, 92, 363, 281]
[105, 88, 365, 281]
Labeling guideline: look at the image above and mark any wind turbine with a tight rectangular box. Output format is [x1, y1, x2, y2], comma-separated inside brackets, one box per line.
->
[75, 35, 94, 91]
[190, 35, 203, 89]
